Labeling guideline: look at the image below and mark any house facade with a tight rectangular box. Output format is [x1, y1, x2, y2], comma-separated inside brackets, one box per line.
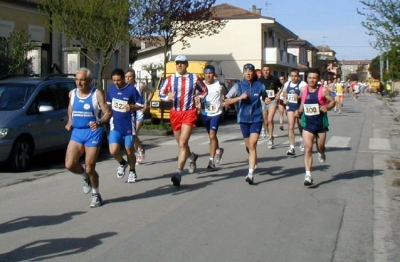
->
[287, 38, 318, 81]
[339, 60, 371, 81]
[0, 0, 128, 86]
[171, 4, 298, 79]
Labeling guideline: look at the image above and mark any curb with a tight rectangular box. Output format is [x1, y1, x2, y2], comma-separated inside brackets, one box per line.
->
[382, 97, 400, 122]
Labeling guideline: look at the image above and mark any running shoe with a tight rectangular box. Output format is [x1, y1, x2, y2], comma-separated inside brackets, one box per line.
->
[137, 148, 145, 164]
[286, 147, 295, 156]
[299, 142, 304, 152]
[338, 110, 341, 114]
[127, 171, 137, 183]
[267, 137, 274, 149]
[318, 153, 326, 163]
[171, 172, 182, 187]
[188, 152, 198, 173]
[245, 173, 254, 185]
[83, 177, 92, 194]
[117, 162, 128, 178]
[207, 160, 216, 169]
[90, 193, 103, 208]
[303, 175, 314, 186]
[215, 148, 224, 164]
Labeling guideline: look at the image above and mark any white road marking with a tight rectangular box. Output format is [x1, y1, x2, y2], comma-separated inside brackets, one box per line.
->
[326, 136, 351, 148]
[369, 138, 391, 150]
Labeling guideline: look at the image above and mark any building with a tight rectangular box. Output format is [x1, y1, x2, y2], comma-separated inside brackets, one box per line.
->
[0, 0, 128, 86]
[287, 38, 318, 81]
[170, 3, 298, 79]
[339, 60, 371, 81]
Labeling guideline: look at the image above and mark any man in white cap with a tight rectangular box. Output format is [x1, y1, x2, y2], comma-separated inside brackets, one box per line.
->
[159, 55, 208, 186]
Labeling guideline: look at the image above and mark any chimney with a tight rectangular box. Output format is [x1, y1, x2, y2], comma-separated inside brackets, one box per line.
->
[251, 5, 261, 15]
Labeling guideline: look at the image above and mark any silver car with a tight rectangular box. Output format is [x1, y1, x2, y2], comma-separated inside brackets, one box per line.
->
[0, 76, 75, 171]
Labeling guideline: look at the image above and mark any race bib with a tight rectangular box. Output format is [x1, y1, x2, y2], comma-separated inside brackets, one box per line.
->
[287, 93, 298, 103]
[112, 98, 128, 112]
[266, 90, 275, 98]
[205, 102, 218, 114]
[304, 103, 320, 116]
[336, 91, 343, 95]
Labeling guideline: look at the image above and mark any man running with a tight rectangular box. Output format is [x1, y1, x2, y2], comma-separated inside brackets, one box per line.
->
[224, 63, 265, 184]
[107, 69, 143, 183]
[258, 65, 282, 149]
[278, 75, 287, 131]
[196, 65, 224, 169]
[159, 55, 208, 186]
[295, 68, 335, 186]
[282, 69, 307, 155]
[65, 68, 111, 208]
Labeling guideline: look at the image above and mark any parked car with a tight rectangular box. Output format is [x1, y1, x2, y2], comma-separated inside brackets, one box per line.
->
[0, 75, 76, 171]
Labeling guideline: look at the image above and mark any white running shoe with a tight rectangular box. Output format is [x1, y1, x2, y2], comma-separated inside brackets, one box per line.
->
[117, 162, 128, 178]
[318, 153, 326, 163]
[215, 148, 224, 164]
[127, 171, 137, 183]
[188, 152, 198, 173]
[267, 138, 274, 149]
[90, 193, 103, 208]
[245, 173, 254, 184]
[83, 177, 92, 194]
[303, 174, 314, 186]
[286, 147, 295, 156]
[299, 142, 304, 152]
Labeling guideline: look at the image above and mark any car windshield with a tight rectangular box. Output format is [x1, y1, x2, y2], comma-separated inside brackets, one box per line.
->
[0, 83, 36, 111]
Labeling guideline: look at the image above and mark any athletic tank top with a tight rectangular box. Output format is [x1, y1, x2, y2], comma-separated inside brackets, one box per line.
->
[71, 88, 100, 129]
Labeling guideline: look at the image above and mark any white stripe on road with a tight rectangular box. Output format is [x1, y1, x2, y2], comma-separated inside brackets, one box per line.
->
[369, 138, 391, 150]
[325, 136, 351, 148]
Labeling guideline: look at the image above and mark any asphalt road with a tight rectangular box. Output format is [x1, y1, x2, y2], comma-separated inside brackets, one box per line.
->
[0, 93, 399, 262]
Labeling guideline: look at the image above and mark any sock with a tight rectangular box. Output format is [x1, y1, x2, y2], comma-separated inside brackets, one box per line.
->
[81, 172, 88, 179]
[119, 159, 126, 166]
[305, 171, 311, 177]
[92, 187, 99, 194]
[176, 169, 183, 174]
[209, 157, 214, 161]
[248, 168, 254, 175]
[290, 145, 294, 149]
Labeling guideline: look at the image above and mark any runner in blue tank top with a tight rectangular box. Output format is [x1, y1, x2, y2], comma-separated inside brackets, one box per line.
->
[106, 68, 143, 183]
[65, 67, 111, 208]
[295, 68, 335, 186]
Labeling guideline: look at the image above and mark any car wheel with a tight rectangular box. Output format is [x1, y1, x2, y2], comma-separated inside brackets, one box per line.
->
[9, 138, 33, 172]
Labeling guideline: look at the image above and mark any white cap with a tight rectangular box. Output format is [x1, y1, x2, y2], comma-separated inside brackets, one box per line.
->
[174, 55, 188, 62]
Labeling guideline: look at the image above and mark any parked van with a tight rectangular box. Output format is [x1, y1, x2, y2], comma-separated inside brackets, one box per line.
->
[149, 61, 224, 123]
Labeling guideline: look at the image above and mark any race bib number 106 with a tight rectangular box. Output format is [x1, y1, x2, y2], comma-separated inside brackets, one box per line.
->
[304, 103, 320, 116]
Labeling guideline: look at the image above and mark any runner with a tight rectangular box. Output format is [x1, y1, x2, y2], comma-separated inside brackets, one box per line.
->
[159, 55, 208, 186]
[107, 68, 143, 183]
[278, 75, 287, 131]
[352, 80, 361, 100]
[224, 63, 265, 184]
[295, 68, 335, 186]
[197, 65, 224, 169]
[65, 67, 111, 208]
[282, 69, 307, 155]
[258, 65, 282, 149]
[334, 78, 345, 114]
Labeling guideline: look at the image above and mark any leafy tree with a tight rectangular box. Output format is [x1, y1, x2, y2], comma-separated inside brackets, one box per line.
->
[141, 62, 163, 76]
[131, 0, 227, 76]
[369, 55, 381, 79]
[382, 42, 400, 81]
[39, 0, 132, 89]
[0, 30, 34, 75]
[358, 0, 400, 52]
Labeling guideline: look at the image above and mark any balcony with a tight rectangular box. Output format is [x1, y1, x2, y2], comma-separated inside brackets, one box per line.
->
[264, 47, 297, 67]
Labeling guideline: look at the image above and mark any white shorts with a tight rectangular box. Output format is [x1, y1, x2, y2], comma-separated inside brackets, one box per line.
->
[135, 110, 144, 122]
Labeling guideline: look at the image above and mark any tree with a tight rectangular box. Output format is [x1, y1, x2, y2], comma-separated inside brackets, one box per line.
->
[369, 55, 381, 79]
[131, 0, 227, 76]
[141, 62, 163, 76]
[39, 0, 132, 89]
[0, 30, 35, 76]
[358, 0, 400, 51]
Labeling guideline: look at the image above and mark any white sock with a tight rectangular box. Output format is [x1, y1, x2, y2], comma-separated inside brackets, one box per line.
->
[210, 157, 214, 161]
[92, 188, 99, 194]
[248, 168, 254, 175]
[305, 171, 311, 178]
[290, 145, 294, 149]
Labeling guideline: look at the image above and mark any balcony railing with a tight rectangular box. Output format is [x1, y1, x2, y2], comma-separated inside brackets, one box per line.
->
[264, 47, 297, 67]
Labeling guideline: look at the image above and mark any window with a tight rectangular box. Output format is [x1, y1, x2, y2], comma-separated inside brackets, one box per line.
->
[57, 82, 75, 109]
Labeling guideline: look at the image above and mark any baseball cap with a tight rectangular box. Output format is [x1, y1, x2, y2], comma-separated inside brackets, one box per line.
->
[204, 65, 215, 73]
[175, 55, 188, 62]
[243, 63, 255, 71]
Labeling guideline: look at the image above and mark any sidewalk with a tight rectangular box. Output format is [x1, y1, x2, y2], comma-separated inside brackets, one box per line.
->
[381, 95, 400, 121]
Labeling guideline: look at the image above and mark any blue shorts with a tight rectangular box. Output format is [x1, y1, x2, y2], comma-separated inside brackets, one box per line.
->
[71, 127, 103, 147]
[331, 92, 336, 98]
[239, 122, 262, 138]
[202, 114, 221, 133]
[109, 130, 134, 147]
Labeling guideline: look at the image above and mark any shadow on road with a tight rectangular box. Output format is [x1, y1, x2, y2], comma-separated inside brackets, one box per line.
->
[308, 169, 380, 189]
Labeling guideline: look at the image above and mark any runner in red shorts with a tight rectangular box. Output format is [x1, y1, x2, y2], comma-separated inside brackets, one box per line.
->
[159, 55, 208, 186]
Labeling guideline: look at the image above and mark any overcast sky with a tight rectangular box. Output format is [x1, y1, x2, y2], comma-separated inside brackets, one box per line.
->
[215, 0, 381, 60]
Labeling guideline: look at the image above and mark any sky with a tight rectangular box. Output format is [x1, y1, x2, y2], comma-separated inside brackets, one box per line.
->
[215, 0, 380, 61]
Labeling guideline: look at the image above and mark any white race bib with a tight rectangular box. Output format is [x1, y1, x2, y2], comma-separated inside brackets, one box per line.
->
[267, 90, 275, 98]
[336, 91, 343, 95]
[287, 93, 298, 103]
[204, 102, 218, 114]
[304, 103, 320, 116]
[112, 98, 128, 112]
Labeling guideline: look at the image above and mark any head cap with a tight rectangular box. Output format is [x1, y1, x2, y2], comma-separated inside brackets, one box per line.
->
[204, 65, 215, 73]
[175, 55, 188, 62]
[243, 63, 255, 71]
